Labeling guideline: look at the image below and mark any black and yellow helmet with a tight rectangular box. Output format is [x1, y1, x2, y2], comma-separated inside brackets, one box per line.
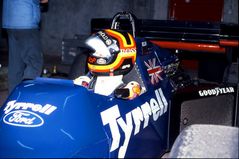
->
[86, 29, 136, 76]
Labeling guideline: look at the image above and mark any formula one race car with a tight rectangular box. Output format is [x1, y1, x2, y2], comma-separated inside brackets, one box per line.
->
[0, 12, 238, 158]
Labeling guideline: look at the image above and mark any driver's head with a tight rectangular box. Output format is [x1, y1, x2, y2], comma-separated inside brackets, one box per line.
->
[86, 29, 136, 76]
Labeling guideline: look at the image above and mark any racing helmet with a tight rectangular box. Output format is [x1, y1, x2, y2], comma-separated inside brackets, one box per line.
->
[86, 29, 136, 76]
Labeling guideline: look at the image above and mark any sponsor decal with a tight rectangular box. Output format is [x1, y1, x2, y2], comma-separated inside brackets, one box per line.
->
[198, 87, 234, 97]
[121, 64, 131, 70]
[120, 48, 136, 53]
[144, 58, 163, 85]
[3, 100, 57, 127]
[106, 39, 112, 45]
[142, 41, 147, 47]
[97, 58, 107, 64]
[100, 88, 168, 158]
[141, 41, 151, 55]
[88, 57, 96, 63]
[98, 31, 112, 46]
[3, 110, 44, 127]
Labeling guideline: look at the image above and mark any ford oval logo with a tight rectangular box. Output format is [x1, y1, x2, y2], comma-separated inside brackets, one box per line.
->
[3, 110, 44, 127]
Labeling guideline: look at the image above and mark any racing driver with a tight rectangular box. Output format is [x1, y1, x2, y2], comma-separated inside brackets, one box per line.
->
[74, 29, 141, 100]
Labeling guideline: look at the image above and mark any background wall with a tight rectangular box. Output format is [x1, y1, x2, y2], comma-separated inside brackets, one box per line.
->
[1, 0, 238, 57]
[223, 0, 238, 23]
[40, 0, 169, 56]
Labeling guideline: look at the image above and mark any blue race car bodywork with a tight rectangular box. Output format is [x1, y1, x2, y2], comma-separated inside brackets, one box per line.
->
[0, 38, 179, 158]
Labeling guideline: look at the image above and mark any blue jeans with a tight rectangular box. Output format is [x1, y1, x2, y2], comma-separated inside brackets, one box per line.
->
[7, 29, 43, 93]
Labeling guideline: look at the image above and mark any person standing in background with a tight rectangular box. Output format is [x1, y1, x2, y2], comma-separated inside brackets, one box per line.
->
[2, 0, 48, 94]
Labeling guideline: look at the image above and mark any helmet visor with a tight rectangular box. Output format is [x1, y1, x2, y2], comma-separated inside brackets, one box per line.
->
[86, 36, 112, 59]
[85, 32, 119, 59]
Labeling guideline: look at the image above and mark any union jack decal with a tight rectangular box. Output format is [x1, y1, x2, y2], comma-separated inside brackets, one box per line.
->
[144, 58, 163, 85]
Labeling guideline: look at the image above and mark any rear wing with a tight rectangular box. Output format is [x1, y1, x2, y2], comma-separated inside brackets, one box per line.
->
[91, 14, 239, 53]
